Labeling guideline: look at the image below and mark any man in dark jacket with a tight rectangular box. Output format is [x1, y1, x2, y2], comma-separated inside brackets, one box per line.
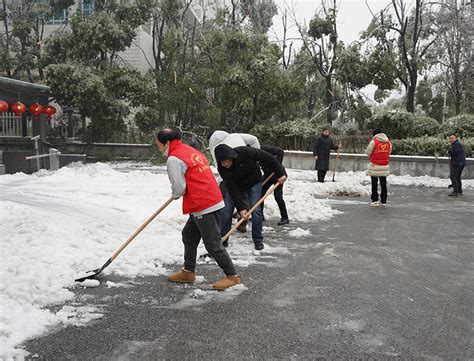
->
[215, 144, 287, 250]
[313, 127, 339, 182]
[448, 133, 467, 197]
[260, 145, 289, 225]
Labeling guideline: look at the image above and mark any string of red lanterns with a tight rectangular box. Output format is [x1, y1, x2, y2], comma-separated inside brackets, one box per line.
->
[0, 100, 57, 117]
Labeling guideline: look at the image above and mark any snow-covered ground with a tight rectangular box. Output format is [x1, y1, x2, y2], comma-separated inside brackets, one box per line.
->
[1, 163, 472, 358]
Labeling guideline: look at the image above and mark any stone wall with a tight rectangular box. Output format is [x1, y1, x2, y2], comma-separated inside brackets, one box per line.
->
[283, 151, 473, 179]
[3, 139, 472, 178]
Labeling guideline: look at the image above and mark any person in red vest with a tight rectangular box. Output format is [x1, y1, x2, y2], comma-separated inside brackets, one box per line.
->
[365, 128, 392, 207]
[155, 128, 240, 290]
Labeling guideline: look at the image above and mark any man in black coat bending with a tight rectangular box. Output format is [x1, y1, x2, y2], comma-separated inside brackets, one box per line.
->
[215, 144, 287, 250]
[313, 127, 340, 183]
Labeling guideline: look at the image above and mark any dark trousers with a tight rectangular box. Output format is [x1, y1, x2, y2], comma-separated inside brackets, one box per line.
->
[317, 170, 327, 183]
[262, 182, 288, 220]
[182, 211, 236, 276]
[371, 176, 387, 204]
[221, 183, 263, 243]
[450, 165, 465, 194]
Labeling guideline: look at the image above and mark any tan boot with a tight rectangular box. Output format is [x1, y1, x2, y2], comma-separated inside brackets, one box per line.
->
[168, 268, 196, 283]
[212, 275, 241, 290]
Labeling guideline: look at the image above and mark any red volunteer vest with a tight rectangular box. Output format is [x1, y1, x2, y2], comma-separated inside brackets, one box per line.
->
[168, 140, 222, 214]
[370, 137, 391, 165]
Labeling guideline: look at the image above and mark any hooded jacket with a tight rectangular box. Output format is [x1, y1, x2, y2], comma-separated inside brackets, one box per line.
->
[365, 133, 392, 177]
[208, 130, 260, 167]
[215, 144, 285, 211]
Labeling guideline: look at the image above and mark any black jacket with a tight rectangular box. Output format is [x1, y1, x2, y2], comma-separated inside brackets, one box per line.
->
[313, 135, 338, 171]
[260, 145, 287, 182]
[448, 140, 467, 167]
[215, 144, 286, 211]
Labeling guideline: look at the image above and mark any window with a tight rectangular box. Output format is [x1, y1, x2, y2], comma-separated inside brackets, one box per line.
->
[80, 0, 94, 17]
[46, 8, 68, 25]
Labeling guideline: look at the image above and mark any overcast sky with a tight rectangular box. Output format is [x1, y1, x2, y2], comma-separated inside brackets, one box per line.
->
[269, 0, 405, 101]
[270, 0, 394, 46]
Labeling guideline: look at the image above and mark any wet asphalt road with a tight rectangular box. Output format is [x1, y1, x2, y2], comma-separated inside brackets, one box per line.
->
[25, 186, 474, 360]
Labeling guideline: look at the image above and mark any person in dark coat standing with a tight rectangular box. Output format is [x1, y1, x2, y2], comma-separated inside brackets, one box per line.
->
[448, 133, 467, 197]
[215, 144, 286, 250]
[260, 145, 289, 225]
[313, 127, 340, 182]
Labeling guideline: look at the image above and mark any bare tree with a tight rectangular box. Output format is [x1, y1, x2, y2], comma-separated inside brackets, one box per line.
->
[370, 0, 437, 112]
[295, 0, 339, 123]
[436, 0, 471, 114]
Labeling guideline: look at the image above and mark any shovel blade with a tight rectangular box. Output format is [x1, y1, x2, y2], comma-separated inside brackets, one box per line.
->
[74, 258, 112, 282]
[75, 268, 101, 282]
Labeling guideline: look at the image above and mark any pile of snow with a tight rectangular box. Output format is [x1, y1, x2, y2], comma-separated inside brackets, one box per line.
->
[288, 227, 312, 238]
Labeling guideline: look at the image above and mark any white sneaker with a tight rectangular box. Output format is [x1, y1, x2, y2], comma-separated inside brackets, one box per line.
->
[368, 201, 379, 207]
[380, 203, 387, 207]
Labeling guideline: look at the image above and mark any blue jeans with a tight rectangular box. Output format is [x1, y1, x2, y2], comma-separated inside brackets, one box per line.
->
[220, 182, 263, 243]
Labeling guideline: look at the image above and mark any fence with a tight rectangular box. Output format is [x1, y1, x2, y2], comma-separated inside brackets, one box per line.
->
[270, 134, 371, 153]
[0, 113, 32, 137]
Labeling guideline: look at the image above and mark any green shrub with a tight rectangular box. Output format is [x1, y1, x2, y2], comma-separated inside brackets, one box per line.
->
[439, 114, 474, 138]
[252, 118, 322, 141]
[362, 111, 412, 139]
[392, 137, 473, 157]
[410, 116, 440, 137]
[362, 110, 439, 139]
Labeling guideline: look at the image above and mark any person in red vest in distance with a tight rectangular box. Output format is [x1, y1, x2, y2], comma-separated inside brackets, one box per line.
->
[155, 128, 240, 290]
[365, 128, 392, 207]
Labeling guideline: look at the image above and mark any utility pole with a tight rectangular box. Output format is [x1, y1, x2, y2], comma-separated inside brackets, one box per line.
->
[442, 88, 448, 123]
[469, 0, 474, 112]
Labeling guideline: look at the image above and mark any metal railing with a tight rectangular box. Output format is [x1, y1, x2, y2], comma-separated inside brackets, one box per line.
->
[25, 141, 87, 172]
[0, 113, 32, 137]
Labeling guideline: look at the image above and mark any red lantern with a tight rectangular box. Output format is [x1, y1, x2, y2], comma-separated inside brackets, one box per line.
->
[29, 103, 44, 116]
[43, 105, 57, 117]
[10, 101, 27, 115]
[0, 100, 8, 113]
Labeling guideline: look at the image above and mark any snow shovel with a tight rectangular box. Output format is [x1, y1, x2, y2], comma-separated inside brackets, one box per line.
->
[75, 197, 174, 282]
[198, 182, 281, 260]
[332, 149, 340, 182]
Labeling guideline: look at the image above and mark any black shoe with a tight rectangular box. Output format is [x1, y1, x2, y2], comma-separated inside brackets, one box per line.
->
[222, 240, 229, 247]
[277, 218, 289, 225]
[254, 241, 264, 250]
[448, 192, 460, 197]
[448, 184, 453, 188]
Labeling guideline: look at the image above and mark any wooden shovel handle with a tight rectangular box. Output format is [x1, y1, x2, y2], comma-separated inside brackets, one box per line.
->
[111, 197, 174, 261]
